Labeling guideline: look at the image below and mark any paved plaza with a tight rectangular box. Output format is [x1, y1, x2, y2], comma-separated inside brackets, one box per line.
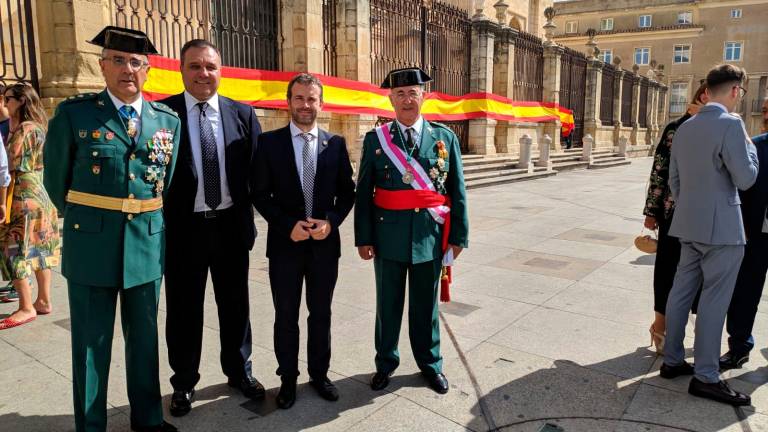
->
[3, 158, 768, 432]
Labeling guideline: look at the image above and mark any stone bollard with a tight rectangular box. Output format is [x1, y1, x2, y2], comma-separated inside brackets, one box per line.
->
[517, 134, 533, 172]
[581, 134, 594, 163]
[535, 134, 553, 170]
[618, 136, 628, 157]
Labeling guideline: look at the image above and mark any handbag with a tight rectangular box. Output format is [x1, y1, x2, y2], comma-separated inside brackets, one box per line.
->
[4, 173, 13, 224]
[634, 226, 658, 254]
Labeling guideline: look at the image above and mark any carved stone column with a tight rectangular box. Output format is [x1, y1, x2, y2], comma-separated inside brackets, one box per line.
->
[468, 15, 499, 155]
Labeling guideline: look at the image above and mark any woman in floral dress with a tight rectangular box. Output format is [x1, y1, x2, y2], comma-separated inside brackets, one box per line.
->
[643, 81, 707, 353]
[0, 83, 61, 330]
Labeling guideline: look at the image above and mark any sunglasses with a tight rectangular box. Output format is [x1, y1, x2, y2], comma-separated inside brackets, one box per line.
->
[2, 95, 19, 103]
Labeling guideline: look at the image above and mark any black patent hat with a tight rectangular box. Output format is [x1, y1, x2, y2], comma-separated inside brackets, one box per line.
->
[380, 67, 432, 89]
[88, 26, 158, 55]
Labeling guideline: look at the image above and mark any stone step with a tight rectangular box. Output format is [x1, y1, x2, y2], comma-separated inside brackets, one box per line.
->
[464, 166, 550, 182]
[466, 170, 557, 189]
[463, 161, 521, 174]
[552, 160, 590, 172]
[461, 157, 518, 168]
[588, 159, 632, 169]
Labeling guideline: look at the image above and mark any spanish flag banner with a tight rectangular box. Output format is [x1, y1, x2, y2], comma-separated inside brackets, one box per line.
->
[144, 56, 574, 134]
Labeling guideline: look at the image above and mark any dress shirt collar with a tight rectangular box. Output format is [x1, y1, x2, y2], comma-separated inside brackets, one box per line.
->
[289, 121, 319, 140]
[706, 102, 729, 113]
[184, 91, 220, 114]
[106, 89, 143, 117]
[395, 116, 424, 140]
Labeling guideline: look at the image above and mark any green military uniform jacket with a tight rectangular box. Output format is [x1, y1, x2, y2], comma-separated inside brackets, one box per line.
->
[354, 119, 469, 263]
[44, 90, 181, 288]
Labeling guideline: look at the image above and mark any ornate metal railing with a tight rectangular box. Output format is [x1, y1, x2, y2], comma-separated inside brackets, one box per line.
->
[513, 30, 544, 102]
[0, 0, 39, 91]
[599, 63, 616, 126]
[322, 0, 338, 76]
[620, 71, 634, 126]
[112, 0, 279, 70]
[559, 45, 587, 146]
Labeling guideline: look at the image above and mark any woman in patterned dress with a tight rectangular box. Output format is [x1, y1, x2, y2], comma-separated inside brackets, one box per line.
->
[643, 81, 707, 353]
[0, 83, 61, 330]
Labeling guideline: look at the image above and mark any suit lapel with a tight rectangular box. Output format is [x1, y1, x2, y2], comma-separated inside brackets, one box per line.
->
[95, 91, 131, 146]
[314, 129, 331, 196]
[282, 126, 304, 197]
[136, 98, 158, 151]
[172, 95, 196, 181]
[419, 120, 437, 158]
[219, 96, 238, 188]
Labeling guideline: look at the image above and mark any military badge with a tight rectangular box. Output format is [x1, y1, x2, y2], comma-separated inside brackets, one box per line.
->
[145, 165, 161, 182]
[154, 179, 165, 194]
[375, 149, 382, 156]
[91, 164, 101, 175]
[92, 130, 102, 139]
[431, 140, 449, 194]
[127, 118, 138, 138]
[78, 130, 87, 139]
[105, 131, 115, 141]
[147, 129, 174, 166]
[97, 100, 105, 106]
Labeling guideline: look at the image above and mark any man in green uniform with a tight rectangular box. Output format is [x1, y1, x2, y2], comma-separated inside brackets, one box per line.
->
[44, 26, 180, 432]
[354, 68, 469, 394]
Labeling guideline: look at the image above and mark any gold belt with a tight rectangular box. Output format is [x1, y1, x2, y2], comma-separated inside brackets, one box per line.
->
[66, 190, 162, 214]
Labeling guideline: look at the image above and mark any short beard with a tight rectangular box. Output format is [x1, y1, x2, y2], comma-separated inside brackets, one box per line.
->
[291, 110, 316, 127]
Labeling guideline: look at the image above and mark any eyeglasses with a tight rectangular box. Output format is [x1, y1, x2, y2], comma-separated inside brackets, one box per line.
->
[102, 56, 148, 70]
[2, 95, 18, 103]
[735, 85, 747, 97]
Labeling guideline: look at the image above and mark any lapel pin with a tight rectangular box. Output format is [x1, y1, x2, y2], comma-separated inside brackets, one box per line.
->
[322, 140, 328, 147]
[91, 164, 101, 175]
[375, 149, 382, 156]
[78, 130, 87, 139]
[92, 130, 101, 139]
[97, 100, 105, 106]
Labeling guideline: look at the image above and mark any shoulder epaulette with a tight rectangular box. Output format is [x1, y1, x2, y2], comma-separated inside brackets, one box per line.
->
[59, 92, 98, 105]
[428, 121, 453, 132]
[149, 101, 179, 117]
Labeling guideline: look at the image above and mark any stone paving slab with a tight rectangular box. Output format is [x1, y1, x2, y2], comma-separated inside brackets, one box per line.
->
[3, 158, 768, 431]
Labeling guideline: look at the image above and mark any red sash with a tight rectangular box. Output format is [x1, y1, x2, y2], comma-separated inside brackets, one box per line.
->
[373, 189, 453, 302]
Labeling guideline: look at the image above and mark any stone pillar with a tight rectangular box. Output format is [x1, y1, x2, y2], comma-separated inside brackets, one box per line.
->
[646, 83, 659, 145]
[630, 75, 641, 146]
[612, 69, 625, 146]
[468, 15, 499, 155]
[36, 0, 113, 106]
[541, 44, 563, 149]
[492, 26, 516, 154]
[581, 134, 594, 163]
[327, 0, 374, 167]
[583, 59, 603, 143]
[517, 134, 533, 172]
[280, 0, 324, 73]
[535, 134, 553, 170]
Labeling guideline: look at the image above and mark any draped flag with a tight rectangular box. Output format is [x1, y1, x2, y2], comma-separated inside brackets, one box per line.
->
[143, 56, 575, 134]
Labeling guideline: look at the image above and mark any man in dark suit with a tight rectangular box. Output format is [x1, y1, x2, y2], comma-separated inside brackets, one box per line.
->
[720, 124, 768, 370]
[161, 39, 264, 417]
[253, 73, 355, 409]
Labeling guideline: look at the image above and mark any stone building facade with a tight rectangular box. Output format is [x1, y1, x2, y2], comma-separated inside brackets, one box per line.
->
[552, 0, 768, 136]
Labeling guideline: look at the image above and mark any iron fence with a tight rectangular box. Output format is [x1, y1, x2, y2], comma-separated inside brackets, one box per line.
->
[112, 0, 279, 70]
[599, 63, 616, 126]
[370, 0, 471, 151]
[513, 31, 544, 102]
[559, 46, 587, 146]
[620, 71, 634, 126]
[322, 0, 338, 76]
[638, 77, 649, 128]
[0, 0, 38, 91]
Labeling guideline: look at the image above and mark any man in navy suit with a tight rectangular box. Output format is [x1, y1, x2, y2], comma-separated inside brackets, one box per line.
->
[720, 100, 768, 370]
[161, 39, 264, 417]
[253, 73, 355, 409]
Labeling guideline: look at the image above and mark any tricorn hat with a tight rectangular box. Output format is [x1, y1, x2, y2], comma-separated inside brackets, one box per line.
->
[380, 67, 432, 89]
[88, 26, 158, 55]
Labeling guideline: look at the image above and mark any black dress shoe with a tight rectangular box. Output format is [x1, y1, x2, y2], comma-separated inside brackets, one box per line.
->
[310, 376, 339, 401]
[370, 372, 391, 391]
[131, 420, 178, 432]
[688, 377, 751, 406]
[169, 389, 195, 417]
[659, 361, 694, 379]
[228, 375, 266, 400]
[276, 377, 297, 409]
[423, 372, 449, 394]
[719, 351, 750, 371]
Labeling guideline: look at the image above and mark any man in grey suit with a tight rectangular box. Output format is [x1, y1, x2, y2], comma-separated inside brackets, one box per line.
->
[660, 64, 758, 406]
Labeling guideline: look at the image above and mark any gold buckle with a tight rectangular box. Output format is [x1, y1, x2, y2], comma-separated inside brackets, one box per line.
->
[121, 198, 142, 214]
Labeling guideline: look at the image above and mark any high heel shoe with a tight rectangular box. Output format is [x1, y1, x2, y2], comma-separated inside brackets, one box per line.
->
[649, 324, 665, 355]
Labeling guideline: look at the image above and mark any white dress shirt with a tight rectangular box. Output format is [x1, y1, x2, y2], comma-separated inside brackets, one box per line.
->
[107, 89, 143, 139]
[0, 134, 9, 187]
[184, 91, 233, 211]
[395, 116, 424, 150]
[289, 121, 318, 185]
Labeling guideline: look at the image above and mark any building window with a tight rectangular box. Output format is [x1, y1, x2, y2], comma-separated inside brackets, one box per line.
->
[673, 45, 691, 64]
[639, 15, 652, 28]
[634, 47, 650, 65]
[670, 83, 689, 114]
[566, 21, 578, 34]
[599, 49, 613, 64]
[724, 42, 743, 61]
[730, 9, 742, 19]
[677, 11, 692, 24]
[600, 18, 614, 31]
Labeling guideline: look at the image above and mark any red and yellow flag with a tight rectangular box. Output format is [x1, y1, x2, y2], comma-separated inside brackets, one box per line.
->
[144, 56, 574, 134]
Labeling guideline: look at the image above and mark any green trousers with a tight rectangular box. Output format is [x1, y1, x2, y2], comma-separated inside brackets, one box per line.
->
[68, 280, 163, 432]
[374, 257, 443, 375]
